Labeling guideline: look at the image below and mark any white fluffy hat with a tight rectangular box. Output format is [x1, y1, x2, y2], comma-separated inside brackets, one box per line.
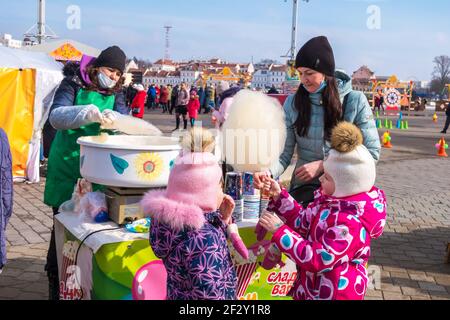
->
[323, 122, 376, 198]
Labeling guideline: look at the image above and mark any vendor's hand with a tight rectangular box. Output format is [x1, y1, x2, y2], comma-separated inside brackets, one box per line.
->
[253, 171, 270, 190]
[258, 212, 284, 234]
[219, 194, 235, 225]
[262, 176, 282, 200]
[101, 109, 117, 126]
[85, 106, 104, 124]
[295, 160, 324, 182]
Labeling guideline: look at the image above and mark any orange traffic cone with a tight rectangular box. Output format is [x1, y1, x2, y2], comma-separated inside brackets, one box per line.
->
[382, 131, 393, 148]
[436, 137, 448, 157]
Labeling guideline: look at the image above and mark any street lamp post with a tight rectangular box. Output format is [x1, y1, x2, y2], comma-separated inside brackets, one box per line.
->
[24, 0, 57, 44]
[282, 0, 309, 61]
[289, 0, 298, 61]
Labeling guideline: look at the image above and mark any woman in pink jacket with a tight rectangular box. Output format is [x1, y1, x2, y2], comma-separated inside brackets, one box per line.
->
[258, 122, 386, 300]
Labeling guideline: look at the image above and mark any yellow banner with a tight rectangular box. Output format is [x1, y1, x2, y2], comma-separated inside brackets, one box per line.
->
[0, 68, 35, 178]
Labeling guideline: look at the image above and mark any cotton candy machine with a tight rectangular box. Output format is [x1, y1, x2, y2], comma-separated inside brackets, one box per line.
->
[77, 134, 182, 188]
[77, 134, 182, 225]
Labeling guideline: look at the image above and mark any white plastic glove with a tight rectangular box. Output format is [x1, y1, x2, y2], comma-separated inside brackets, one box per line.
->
[85, 106, 104, 124]
[101, 109, 118, 126]
[49, 104, 105, 130]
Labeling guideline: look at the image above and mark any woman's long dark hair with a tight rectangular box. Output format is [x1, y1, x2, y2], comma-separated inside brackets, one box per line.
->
[294, 76, 342, 140]
[85, 64, 124, 95]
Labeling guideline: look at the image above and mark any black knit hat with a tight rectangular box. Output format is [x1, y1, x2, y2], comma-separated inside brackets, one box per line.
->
[295, 36, 335, 77]
[93, 45, 126, 73]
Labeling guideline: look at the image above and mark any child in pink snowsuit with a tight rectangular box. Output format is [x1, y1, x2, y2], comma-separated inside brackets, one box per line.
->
[258, 122, 387, 300]
[187, 93, 200, 128]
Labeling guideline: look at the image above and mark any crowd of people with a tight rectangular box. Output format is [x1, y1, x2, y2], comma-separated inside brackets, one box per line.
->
[123, 80, 245, 131]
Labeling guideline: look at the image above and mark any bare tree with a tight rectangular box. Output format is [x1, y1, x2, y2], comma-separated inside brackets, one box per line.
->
[432, 55, 450, 96]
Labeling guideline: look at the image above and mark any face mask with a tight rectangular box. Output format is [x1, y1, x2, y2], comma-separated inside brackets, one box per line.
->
[303, 79, 327, 94]
[97, 71, 117, 89]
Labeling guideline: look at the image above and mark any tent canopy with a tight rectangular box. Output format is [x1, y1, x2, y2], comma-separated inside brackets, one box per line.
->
[0, 46, 63, 182]
[0, 46, 63, 71]
[24, 39, 101, 61]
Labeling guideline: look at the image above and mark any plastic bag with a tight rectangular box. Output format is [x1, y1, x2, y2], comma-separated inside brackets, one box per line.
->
[79, 191, 109, 223]
[125, 218, 151, 233]
[59, 178, 93, 213]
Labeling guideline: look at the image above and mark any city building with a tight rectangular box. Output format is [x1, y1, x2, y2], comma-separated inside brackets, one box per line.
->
[0, 33, 25, 49]
[151, 59, 177, 72]
[143, 70, 181, 86]
[252, 64, 286, 90]
[351, 65, 375, 92]
[141, 58, 254, 88]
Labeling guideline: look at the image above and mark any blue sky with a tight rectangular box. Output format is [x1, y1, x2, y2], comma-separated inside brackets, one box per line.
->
[1, 0, 449, 80]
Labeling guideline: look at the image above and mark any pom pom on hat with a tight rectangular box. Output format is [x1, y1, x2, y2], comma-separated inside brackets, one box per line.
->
[141, 127, 222, 230]
[168, 128, 222, 213]
[330, 121, 364, 153]
[324, 122, 376, 198]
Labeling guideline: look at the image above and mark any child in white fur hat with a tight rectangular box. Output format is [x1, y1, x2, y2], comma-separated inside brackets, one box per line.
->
[257, 122, 387, 300]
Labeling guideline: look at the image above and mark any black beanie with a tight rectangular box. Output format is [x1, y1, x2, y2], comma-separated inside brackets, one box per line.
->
[93, 45, 126, 73]
[295, 36, 335, 77]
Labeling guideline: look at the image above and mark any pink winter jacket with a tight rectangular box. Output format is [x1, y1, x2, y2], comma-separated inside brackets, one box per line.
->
[267, 186, 387, 300]
[212, 97, 233, 129]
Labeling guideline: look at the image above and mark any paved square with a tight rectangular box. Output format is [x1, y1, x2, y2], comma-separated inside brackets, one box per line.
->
[1, 111, 449, 300]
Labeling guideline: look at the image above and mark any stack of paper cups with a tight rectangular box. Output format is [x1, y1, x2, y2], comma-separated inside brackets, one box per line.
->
[225, 172, 243, 222]
[243, 172, 260, 220]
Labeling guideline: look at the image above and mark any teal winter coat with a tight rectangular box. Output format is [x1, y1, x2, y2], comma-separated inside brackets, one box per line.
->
[270, 71, 381, 191]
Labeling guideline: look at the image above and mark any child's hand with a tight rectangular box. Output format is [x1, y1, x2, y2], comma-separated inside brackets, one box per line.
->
[258, 212, 284, 234]
[262, 176, 281, 199]
[253, 171, 270, 190]
[219, 194, 235, 225]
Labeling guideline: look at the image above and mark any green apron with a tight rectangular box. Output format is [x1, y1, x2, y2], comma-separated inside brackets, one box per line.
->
[44, 89, 115, 208]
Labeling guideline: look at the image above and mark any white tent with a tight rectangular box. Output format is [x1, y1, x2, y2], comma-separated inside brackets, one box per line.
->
[0, 46, 63, 182]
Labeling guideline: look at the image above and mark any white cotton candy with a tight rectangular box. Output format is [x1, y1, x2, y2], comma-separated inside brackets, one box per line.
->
[101, 114, 162, 136]
[220, 90, 286, 172]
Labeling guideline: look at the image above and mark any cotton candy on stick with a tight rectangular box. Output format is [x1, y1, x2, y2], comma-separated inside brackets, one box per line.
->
[220, 90, 286, 173]
[227, 224, 249, 260]
[101, 113, 162, 136]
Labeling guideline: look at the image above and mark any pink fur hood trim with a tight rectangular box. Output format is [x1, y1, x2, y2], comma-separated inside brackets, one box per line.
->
[140, 189, 206, 231]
